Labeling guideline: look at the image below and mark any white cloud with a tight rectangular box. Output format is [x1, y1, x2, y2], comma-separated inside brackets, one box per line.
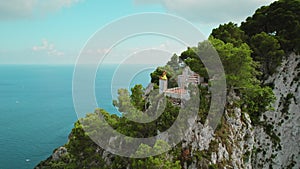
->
[81, 48, 110, 56]
[32, 39, 64, 56]
[96, 48, 110, 55]
[134, 0, 276, 24]
[0, 0, 81, 20]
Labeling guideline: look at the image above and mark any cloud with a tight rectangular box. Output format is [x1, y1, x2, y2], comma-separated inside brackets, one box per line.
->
[81, 48, 110, 56]
[0, 0, 81, 20]
[134, 0, 276, 23]
[96, 48, 110, 55]
[32, 39, 64, 56]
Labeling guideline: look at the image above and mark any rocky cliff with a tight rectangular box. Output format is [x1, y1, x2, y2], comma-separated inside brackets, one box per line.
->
[36, 54, 299, 169]
[252, 53, 300, 169]
[190, 53, 300, 169]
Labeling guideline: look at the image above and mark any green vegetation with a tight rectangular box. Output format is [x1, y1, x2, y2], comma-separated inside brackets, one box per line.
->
[281, 93, 294, 115]
[241, 0, 300, 54]
[209, 36, 259, 88]
[263, 123, 281, 147]
[36, 0, 300, 168]
[243, 151, 251, 163]
[150, 54, 183, 88]
[112, 88, 180, 137]
[250, 32, 284, 78]
[36, 121, 107, 169]
[180, 36, 275, 125]
[179, 47, 208, 79]
[37, 108, 181, 169]
[287, 155, 297, 169]
[212, 0, 300, 77]
[131, 140, 181, 169]
[198, 85, 210, 124]
[211, 22, 246, 47]
[130, 84, 145, 111]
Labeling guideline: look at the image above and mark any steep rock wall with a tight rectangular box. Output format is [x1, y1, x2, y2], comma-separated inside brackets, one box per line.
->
[253, 53, 300, 169]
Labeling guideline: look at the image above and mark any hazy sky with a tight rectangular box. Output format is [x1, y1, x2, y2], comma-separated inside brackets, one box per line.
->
[0, 0, 275, 64]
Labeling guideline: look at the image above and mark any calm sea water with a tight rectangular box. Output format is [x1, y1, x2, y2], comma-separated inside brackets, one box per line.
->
[0, 64, 154, 169]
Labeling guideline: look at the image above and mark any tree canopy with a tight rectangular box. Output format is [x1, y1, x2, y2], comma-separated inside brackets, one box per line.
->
[241, 0, 300, 53]
[211, 22, 247, 47]
[35, 1, 300, 168]
[250, 32, 284, 77]
[209, 36, 259, 88]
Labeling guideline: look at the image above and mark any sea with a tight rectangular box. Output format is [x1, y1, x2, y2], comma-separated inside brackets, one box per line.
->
[0, 64, 155, 169]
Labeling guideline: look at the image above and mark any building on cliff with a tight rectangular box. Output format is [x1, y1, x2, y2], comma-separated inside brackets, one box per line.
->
[159, 67, 203, 100]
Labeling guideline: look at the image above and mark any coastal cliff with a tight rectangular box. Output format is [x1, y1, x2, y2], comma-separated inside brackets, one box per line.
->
[35, 54, 299, 169]
[35, 1, 300, 168]
[252, 53, 300, 169]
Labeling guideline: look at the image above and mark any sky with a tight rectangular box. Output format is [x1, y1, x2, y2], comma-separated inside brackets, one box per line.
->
[0, 0, 276, 64]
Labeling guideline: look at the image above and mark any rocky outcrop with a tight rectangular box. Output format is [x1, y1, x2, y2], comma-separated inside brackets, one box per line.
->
[52, 147, 68, 161]
[36, 53, 300, 169]
[179, 90, 255, 169]
[253, 53, 300, 169]
[182, 121, 214, 152]
[181, 53, 299, 169]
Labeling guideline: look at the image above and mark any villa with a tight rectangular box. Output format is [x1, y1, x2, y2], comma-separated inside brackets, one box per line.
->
[159, 67, 203, 100]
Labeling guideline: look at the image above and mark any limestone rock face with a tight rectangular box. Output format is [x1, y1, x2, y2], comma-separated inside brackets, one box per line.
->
[182, 121, 214, 152]
[52, 147, 68, 161]
[253, 53, 300, 169]
[36, 53, 300, 169]
[183, 53, 299, 169]
[181, 90, 255, 169]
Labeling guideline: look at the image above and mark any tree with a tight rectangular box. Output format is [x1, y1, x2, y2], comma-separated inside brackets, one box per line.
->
[209, 37, 260, 88]
[131, 140, 181, 169]
[130, 84, 145, 111]
[113, 87, 179, 138]
[66, 120, 107, 168]
[150, 67, 170, 85]
[167, 54, 180, 71]
[241, 85, 275, 124]
[211, 22, 247, 47]
[250, 32, 284, 77]
[179, 46, 208, 79]
[179, 47, 198, 61]
[208, 37, 275, 124]
[113, 89, 133, 113]
[241, 0, 300, 53]
[150, 65, 178, 88]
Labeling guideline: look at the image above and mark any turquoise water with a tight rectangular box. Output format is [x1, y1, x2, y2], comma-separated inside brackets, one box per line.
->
[0, 64, 153, 169]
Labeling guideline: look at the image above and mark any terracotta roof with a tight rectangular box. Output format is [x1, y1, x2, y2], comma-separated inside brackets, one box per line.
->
[165, 87, 187, 94]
